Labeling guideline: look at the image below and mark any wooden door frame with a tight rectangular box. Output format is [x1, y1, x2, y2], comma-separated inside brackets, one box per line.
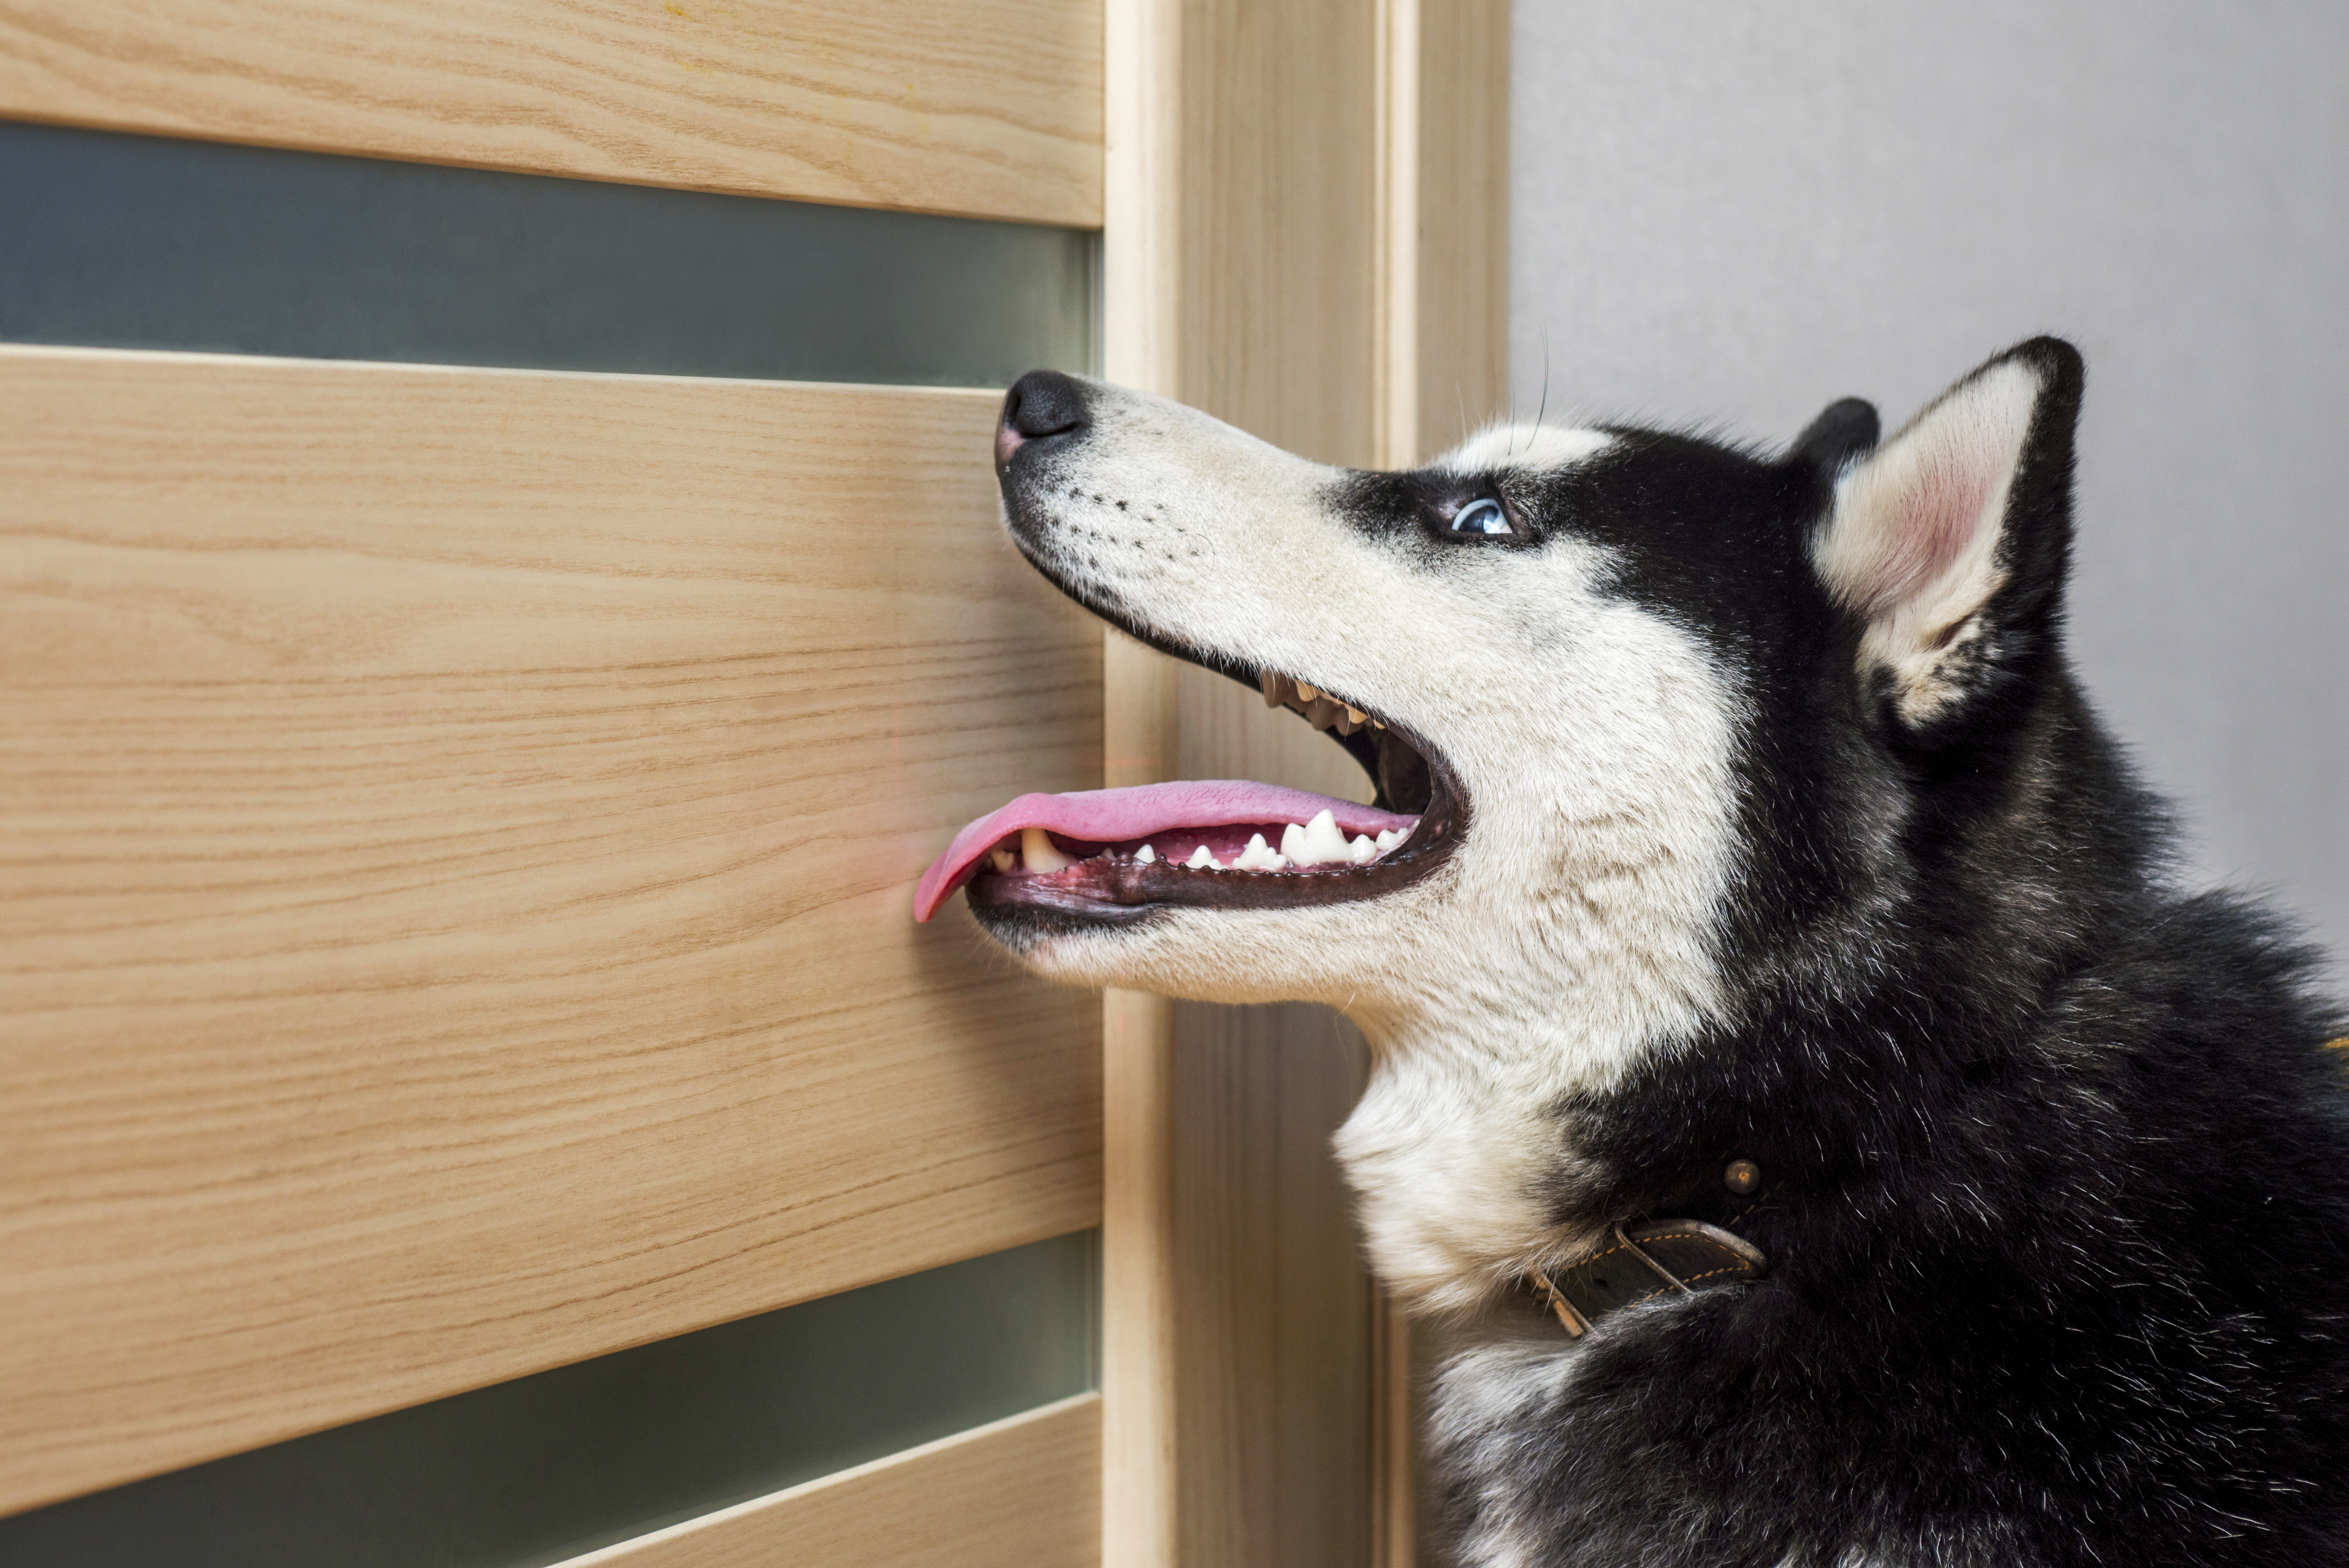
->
[1099, 1, 1510, 1562]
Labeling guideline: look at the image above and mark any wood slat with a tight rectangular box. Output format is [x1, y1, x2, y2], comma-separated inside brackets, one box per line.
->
[555, 1394, 1102, 1568]
[0, 0, 1102, 226]
[0, 347, 1103, 1517]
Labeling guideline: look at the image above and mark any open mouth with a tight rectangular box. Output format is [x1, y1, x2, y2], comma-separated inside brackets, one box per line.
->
[913, 668, 1465, 925]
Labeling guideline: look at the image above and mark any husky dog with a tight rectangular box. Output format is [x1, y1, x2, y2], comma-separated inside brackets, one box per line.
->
[914, 340, 2349, 1566]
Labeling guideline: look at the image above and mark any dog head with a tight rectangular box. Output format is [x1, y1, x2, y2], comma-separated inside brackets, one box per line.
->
[919, 339, 2086, 1050]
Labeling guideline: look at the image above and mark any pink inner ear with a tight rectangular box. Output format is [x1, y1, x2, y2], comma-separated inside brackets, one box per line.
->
[1857, 449, 1993, 616]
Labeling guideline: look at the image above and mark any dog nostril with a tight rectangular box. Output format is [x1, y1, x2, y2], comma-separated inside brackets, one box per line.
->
[1002, 370, 1088, 442]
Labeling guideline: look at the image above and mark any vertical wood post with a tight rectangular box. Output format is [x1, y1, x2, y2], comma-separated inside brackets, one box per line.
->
[1100, 1, 1507, 1562]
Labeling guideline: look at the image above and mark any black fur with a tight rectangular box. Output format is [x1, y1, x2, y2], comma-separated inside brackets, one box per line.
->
[1407, 339, 2349, 1566]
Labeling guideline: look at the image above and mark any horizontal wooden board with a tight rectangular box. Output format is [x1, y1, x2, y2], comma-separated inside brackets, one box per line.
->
[0, 0, 1101, 226]
[556, 1394, 1102, 1568]
[0, 348, 1104, 1516]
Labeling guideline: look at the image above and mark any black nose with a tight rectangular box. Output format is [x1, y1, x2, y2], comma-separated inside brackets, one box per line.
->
[998, 370, 1087, 465]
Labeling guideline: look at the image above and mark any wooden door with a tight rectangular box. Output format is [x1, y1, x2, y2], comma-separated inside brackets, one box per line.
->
[0, 1, 1505, 1561]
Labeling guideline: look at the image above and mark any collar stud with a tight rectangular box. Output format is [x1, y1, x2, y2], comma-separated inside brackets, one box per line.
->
[1723, 1158, 1761, 1195]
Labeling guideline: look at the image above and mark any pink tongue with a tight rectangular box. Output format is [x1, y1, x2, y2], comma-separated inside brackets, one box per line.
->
[913, 781, 1419, 921]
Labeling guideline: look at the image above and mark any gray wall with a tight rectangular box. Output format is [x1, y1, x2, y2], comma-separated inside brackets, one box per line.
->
[1511, 0, 2348, 983]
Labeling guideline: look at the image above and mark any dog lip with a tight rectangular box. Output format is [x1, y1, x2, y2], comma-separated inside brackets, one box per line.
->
[962, 752, 1466, 924]
[913, 782, 1421, 922]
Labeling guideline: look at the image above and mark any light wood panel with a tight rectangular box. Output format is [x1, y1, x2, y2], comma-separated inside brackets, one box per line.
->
[0, 0, 1102, 226]
[1378, 0, 1512, 468]
[1168, 1001, 1373, 1568]
[0, 347, 1103, 1517]
[554, 1395, 1102, 1568]
[1101, 0, 1510, 1563]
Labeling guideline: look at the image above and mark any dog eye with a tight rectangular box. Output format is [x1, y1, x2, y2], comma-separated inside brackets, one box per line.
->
[1445, 498, 1513, 538]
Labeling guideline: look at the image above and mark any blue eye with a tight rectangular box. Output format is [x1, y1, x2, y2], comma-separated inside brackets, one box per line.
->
[1447, 497, 1512, 537]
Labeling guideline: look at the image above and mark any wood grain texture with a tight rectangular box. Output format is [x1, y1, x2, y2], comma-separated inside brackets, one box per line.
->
[1375, 0, 1511, 468]
[554, 1395, 1102, 1568]
[1407, 0, 1511, 462]
[1169, 1001, 1373, 1568]
[0, 347, 1103, 1517]
[0, 0, 1102, 226]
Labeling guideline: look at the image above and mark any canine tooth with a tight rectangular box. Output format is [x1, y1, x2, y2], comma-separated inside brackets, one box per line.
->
[1294, 809, 1352, 866]
[1349, 834, 1376, 863]
[1021, 827, 1072, 873]
[990, 845, 1016, 873]
[1231, 833, 1288, 872]
[1185, 844, 1224, 870]
[1135, 843, 1156, 863]
[1296, 682, 1320, 701]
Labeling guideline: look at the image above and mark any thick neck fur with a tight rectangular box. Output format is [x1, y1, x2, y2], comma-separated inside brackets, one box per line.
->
[1339, 658, 2158, 1319]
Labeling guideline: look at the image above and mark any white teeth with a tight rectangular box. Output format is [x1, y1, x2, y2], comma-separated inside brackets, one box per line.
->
[1279, 821, 1307, 860]
[990, 845, 1016, 873]
[1292, 808, 1352, 866]
[1230, 833, 1288, 872]
[1349, 834, 1376, 863]
[1135, 843, 1156, 863]
[1021, 826, 1072, 873]
[1184, 844, 1224, 870]
[1374, 827, 1407, 853]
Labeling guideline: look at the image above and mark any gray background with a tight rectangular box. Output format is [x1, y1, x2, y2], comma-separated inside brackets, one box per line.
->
[1511, 0, 2347, 984]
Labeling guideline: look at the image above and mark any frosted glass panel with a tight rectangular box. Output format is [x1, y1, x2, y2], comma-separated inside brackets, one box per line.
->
[0, 1232, 1099, 1568]
[0, 122, 1095, 387]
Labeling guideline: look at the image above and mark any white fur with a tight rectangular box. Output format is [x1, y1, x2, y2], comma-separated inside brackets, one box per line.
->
[996, 383, 1742, 1308]
[1815, 358, 2043, 724]
[1438, 421, 1618, 477]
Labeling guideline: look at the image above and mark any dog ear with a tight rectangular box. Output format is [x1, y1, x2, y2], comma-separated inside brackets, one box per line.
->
[1787, 396, 1880, 476]
[1811, 337, 2085, 740]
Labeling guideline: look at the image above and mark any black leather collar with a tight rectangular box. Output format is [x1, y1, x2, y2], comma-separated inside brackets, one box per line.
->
[1525, 1219, 1766, 1337]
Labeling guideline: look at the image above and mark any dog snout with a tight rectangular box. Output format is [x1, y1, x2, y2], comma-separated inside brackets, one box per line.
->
[997, 370, 1089, 469]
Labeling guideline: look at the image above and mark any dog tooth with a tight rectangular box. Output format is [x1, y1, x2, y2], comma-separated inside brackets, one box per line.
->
[1259, 670, 1287, 708]
[1374, 828, 1407, 854]
[1184, 844, 1224, 870]
[1280, 821, 1308, 861]
[1231, 833, 1288, 872]
[1296, 681, 1320, 701]
[990, 846, 1016, 873]
[1304, 696, 1343, 730]
[1348, 834, 1376, 864]
[1135, 843, 1156, 863]
[1371, 718, 1386, 729]
[1294, 809, 1352, 866]
[1022, 827, 1072, 873]
[1345, 706, 1367, 725]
